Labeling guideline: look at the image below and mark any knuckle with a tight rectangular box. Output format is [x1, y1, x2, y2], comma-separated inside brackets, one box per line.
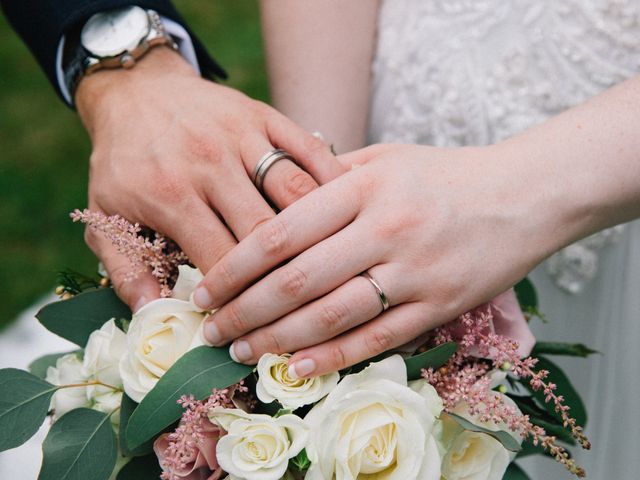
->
[283, 169, 317, 201]
[256, 219, 290, 256]
[216, 259, 237, 291]
[317, 302, 350, 334]
[365, 326, 396, 355]
[328, 344, 348, 370]
[226, 302, 250, 335]
[263, 331, 283, 354]
[248, 214, 275, 235]
[151, 173, 190, 203]
[83, 227, 100, 251]
[277, 266, 308, 299]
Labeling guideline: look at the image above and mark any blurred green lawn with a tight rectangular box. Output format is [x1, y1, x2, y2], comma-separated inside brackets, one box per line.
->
[0, 1, 268, 329]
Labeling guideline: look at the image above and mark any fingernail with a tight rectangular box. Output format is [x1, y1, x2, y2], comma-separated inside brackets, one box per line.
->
[288, 358, 316, 379]
[193, 286, 213, 309]
[204, 321, 222, 346]
[133, 296, 148, 313]
[230, 340, 253, 363]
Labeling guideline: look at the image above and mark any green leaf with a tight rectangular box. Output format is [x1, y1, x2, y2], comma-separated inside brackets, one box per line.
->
[532, 342, 599, 358]
[119, 395, 154, 457]
[29, 351, 82, 379]
[404, 342, 458, 380]
[521, 356, 587, 427]
[514, 278, 538, 310]
[446, 413, 522, 453]
[504, 463, 531, 480]
[39, 408, 117, 480]
[36, 288, 131, 347]
[290, 448, 311, 472]
[0, 368, 57, 452]
[116, 454, 162, 480]
[126, 346, 252, 450]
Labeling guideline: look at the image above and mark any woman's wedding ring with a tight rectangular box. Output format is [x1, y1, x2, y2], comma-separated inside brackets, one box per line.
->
[252, 149, 294, 193]
[361, 271, 390, 313]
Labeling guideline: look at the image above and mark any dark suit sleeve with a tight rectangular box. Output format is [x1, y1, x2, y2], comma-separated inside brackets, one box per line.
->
[0, 0, 226, 102]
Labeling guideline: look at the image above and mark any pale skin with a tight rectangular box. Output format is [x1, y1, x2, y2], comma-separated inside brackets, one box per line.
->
[75, 46, 342, 311]
[193, 1, 640, 379]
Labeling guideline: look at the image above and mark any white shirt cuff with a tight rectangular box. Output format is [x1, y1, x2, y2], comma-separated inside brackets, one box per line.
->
[56, 16, 200, 105]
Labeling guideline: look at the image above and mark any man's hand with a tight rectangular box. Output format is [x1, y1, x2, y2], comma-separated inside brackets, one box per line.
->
[75, 47, 343, 311]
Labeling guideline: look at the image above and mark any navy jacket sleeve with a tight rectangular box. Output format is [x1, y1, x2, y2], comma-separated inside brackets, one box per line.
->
[0, 0, 226, 102]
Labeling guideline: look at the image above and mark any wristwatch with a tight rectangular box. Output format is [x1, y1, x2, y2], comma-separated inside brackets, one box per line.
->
[63, 6, 178, 101]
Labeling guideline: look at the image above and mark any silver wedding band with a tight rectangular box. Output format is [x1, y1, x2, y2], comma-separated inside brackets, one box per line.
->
[252, 149, 294, 194]
[361, 271, 390, 313]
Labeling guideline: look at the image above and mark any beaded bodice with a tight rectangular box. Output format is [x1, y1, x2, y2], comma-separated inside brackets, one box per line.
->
[369, 0, 640, 293]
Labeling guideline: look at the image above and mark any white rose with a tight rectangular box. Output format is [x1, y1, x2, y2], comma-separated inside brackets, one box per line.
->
[119, 298, 207, 403]
[209, 408, 308, 480]
[46, 353, 91, 419]
[171, 265, 204, 302]
[440, 393, 523, 480]
[82, 319, 127, 394]
[304, 355, 443, 480]
[256, 353, 339, 410]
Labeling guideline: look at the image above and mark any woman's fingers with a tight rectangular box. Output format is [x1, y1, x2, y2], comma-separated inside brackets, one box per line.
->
[193, 173, 362, 309]
[227, 267, 404, 364]
[287, 302, 440, 378]
[83, 226, 161, 312]
[202, 222, 378, 346]
[336, 144, 401, 170]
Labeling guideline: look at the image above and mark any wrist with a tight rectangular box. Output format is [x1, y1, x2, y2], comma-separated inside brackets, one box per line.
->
[76, 47, 196, 133]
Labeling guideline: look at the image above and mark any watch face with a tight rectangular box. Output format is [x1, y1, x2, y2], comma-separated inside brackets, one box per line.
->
[81, 6, 150, 58]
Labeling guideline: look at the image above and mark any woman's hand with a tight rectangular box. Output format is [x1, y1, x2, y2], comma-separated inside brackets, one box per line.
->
[192, 143, 558, 377]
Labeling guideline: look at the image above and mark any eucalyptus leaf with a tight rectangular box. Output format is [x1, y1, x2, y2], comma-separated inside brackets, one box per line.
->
[447, 412, 522, 453]
[119, 394, 154, 457]
[532, 342, 599, 358]
[36, 288, 131, 347]
[116, 454, 162, 480]
[29, 351, 82, 379]
[521, 356, 587, 427]
[503, 463, 531, 480]
[404, 342, 458, 380]
[514, 278, 538, 310]
[39, 408, 117, 480]
[126, 346, 252, 450]
[0, 368, 56, 451]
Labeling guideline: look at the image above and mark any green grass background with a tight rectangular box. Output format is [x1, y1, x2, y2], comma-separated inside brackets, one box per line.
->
[0, 1, 267, 329]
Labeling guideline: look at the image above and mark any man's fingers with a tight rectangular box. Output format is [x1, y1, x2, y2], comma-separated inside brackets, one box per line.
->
[287, 302, 436, 378]
[160, 198, 238, 274]
[205, 146, 276, 240]
[84, 226, 161, 311]
[193, 174, 362, 310]
[266, 112, 346, 183]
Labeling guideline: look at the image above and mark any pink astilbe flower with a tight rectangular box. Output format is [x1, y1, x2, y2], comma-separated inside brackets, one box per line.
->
[423, 304, 589, 478]
[71, 209, 188, 297]
[155, 383, 251, 480]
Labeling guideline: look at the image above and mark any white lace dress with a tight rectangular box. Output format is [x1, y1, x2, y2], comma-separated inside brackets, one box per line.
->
[369, 1, 640, 478]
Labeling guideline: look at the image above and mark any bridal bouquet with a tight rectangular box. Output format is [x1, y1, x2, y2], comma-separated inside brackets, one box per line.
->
[0, 211, 596, 480]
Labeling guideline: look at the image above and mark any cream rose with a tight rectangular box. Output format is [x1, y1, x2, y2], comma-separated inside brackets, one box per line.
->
[209, 408, 308, 480]
[119, 298, 207, 402]
[119, 266, 210, 402]
[256, 353, 339, 410]
[46, 353, 91, 419]
[440, 393, 523, 480]
[304, 355, 443, 480]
